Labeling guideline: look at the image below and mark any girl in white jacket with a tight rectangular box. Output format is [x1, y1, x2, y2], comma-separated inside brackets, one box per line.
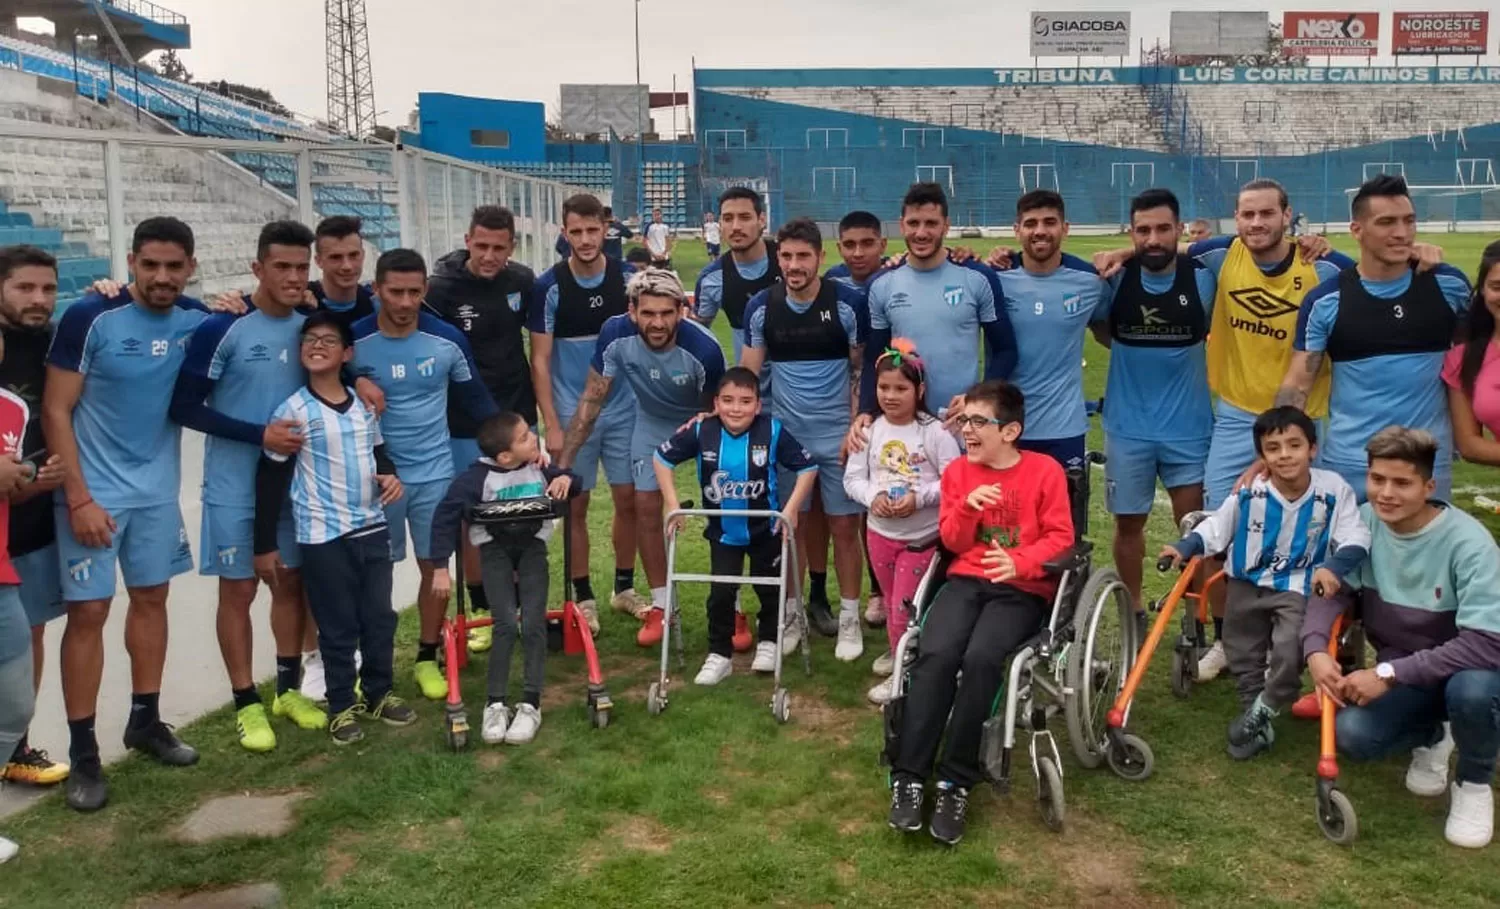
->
[843, 340, 960, 704]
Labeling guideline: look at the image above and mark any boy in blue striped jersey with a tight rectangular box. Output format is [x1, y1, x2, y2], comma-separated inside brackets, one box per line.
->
[654, 367, 818, 686]
[1161, 406, 1369, 760]
[254, 312, 414, 746]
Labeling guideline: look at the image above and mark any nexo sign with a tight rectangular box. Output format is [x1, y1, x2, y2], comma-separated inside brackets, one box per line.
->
[1029, 11, 1131, 57]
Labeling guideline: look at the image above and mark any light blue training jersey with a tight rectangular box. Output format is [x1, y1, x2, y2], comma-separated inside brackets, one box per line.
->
[1296, 265, 1471, 474]
[351, 311, 483, 485]
[997, 256, 1110, 441]
[1100, 263, 1218, 442]
[180, 304, 308, 506]
[866, 260, 999, 413]
[47, 288, 210, 509]
[592, 314, 726, 426]
[743, 281, 866, 437]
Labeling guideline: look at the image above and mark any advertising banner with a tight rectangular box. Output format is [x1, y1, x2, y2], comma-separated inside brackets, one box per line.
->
[1392, 12, 1488, 55]
[1029, 11, 1131, 57]
[1283, 11, 1380, 56]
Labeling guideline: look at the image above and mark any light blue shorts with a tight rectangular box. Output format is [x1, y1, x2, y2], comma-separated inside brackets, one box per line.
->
[54, 501, 193, 601]
[384, 477, 450, 562]
[631, 416, 683, 493]
[14, 543, 64, 626]
[199, 502, 301, 580]
[1325, 460, 1452, 506]
[449, 437, 482, 475]
[779, 426, 859, 517]
[1104, 434, 1210, 516]
[563, 411, 634, 492]
[1205, 401, 1328, 509]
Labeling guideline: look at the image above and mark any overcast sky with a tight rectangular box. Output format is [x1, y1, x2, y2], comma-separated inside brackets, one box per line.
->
[26, 1, 1492, 128]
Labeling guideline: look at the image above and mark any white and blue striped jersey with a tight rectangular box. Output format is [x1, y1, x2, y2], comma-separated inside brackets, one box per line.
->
[265, 388, 386, 545]
[1188, 468, 1368, 595]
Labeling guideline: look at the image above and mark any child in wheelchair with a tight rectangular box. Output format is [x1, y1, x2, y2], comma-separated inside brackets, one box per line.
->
[429, 413, 580, 746]
[842, 339, 960, 705]
[888, 380, 1075, 845]
[654, 367, 819, 685]
[1159, 406, 1368, 760]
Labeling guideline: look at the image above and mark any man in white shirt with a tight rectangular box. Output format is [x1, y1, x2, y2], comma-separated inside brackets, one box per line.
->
[703, 211, 722, 258]
[645, 208, 673, 269]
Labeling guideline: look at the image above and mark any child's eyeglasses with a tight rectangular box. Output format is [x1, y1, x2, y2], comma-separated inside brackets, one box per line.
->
[953, 415, 1005, 430]
[301, 335, 343, 349]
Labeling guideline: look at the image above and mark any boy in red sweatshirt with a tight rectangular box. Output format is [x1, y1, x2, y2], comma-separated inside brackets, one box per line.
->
[888, 379, 1074, 846]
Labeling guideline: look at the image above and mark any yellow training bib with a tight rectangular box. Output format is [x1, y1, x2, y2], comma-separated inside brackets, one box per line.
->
[1206, 238, 1331, 418]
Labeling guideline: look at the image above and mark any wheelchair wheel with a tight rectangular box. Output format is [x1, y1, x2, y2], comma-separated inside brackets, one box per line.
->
[1037, 756, 1065, 832]
[646, 682, 666, 716]
[1317, 788, 1358, 846]
[1170, 648, 1193, 699]
[1065, 567, 1134, 769]
[1106, 733, 1154, 782]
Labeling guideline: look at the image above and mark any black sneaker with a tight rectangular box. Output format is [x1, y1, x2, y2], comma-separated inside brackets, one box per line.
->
[329, 706, 365, 746]
[929, 781, 970, 846]
[807, 598, 839, 637]
[1226, 696, 1276, 761]
[888, 777, 925, 832]
[122, 721, 199, 767]
[370, 694, 417, 727]
[64, 756, 108, 813]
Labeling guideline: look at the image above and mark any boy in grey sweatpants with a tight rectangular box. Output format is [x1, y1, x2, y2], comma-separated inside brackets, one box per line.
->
[431, 413, 579, 748]
[1161, 407, 1369, 760]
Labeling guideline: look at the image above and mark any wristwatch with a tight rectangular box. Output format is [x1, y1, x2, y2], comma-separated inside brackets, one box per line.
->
[1375, 662, 1396, 683]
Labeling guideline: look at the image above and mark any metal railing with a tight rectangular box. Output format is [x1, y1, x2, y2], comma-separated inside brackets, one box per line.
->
[86, 0, 189, 27]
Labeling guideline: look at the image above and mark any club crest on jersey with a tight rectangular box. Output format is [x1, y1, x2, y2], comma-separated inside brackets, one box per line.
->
[416, 357, 436, 377]
[68, 557, 92, 583]
[751, 445, 768, 467]
[1062, 294, 1082, 315]
[670, 371, 690, 386]
[943, 286, 964, 307]
[507, 292, 523, 312]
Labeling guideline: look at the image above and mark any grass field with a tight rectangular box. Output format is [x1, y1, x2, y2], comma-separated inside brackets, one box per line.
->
[5, 233, 1500, 908]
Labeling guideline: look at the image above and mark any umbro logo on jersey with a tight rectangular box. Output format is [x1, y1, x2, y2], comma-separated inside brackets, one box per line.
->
[1229, 288, 1298, 321]
[118, 337, 142, 356]
[247, 343, 271, 362]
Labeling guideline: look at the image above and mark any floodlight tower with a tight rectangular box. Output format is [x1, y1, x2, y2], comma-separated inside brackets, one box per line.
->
[325, 0, 377, 138]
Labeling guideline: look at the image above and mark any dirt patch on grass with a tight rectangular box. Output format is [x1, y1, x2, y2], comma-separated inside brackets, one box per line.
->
[995, 813, 1158, 908]
[322, 832, 363, 886]
[579, 813, 675, 873]
[784, 691, 859, 746]
[298, 753, 333, 772]
[835, 860, 857, 887]
[702, 787, 731, 805]
[476, 750, 506, 771]
[399, 817, 464, 852]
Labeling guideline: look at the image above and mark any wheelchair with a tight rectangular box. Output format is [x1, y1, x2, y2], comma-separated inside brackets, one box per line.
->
[880, 451, 1138, 832]
[439, 496, 612, 750]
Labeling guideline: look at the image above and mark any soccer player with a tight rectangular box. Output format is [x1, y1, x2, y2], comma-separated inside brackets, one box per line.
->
[702, 211, 722, 258]
[530, 193, 643, 633]
[1187, 219, 1213, 243]
[308, 215, 377, 331]
[985, 190, 1106, 473]
[1090, 189, 1217, 621]
[694, 188, 782, 364]
[43, 217, 210, 812]
[169, 220, 329, 752]
[352, 248, 498, 701]
[1280, 175, 1471, 501]
[0, 245, 69, 787]
[602, 206, 633, 261]
[427, 206, 537, 652]
[645, 207, 673, 268]
[849, 182, 1016, 438]
[741, 218, 868, 657]
[559, 269, 726, 647]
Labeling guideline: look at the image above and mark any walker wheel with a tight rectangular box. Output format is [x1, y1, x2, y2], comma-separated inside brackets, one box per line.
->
[1317, 788, 1359, 845]
[1107, 733, 1154, 782]
[772, 688, 791, 724]
[646, 682, 665, 716]
[1170, 649, 1193, 699]
[446, 713, 469, 752]
[1037, 756, 1065, 833]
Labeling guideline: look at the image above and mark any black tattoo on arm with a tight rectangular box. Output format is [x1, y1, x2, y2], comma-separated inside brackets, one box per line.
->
[848, 344, 865, 417]
[560, 369, 612, 466]
[1274, 351, 1324, 410]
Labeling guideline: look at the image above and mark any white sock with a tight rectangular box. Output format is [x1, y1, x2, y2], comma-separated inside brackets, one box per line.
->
[651, 585, 669, 610]
[840, 598, 859, 617]
[735, 589, 744, 614]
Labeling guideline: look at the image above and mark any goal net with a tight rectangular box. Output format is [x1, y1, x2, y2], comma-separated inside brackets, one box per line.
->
[1343, 183, 1500, 228]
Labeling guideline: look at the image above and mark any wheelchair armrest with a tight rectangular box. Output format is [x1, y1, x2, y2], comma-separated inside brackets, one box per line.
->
[1042, 541, 1093, 577]
[905, 531, 940, 553]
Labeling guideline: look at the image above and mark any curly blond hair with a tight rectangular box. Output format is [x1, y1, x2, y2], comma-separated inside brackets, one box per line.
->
[626, 268, 687, 307]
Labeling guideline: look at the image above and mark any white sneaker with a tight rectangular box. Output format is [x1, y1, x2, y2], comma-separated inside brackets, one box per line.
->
[864, 594, 886, 626]
[694, 653, 734, 686]
[300, 650, 326, 702]
[872, 650, 895, 676]
[835, 611, 864, 662]
[481, 703, 511, 745]
[781, 604, 803, 655]
[1446, 781, 1494, 848]
[1406, 722, 1455, 797]
[1195, 640, 1228, 683]
[751, 641, 777, 673]
[0, 835, 17, 864]
[504, 704, 542, 744]
[576, 599, 600, 635]
[867, 675, 895, 705]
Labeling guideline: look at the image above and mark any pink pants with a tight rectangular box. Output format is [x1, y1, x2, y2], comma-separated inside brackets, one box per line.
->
[866, 529, 937, 654]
